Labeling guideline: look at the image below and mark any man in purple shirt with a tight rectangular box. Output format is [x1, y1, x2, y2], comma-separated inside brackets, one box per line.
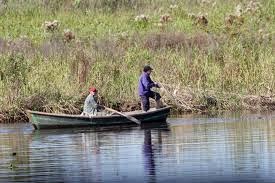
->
[138, 65, 162, 112]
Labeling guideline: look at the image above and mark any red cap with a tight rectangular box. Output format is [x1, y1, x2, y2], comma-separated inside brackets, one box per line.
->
[89, 87, 97, 93]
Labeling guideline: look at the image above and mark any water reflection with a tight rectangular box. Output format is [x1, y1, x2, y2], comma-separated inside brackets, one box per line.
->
[1, 115, 275, 182]
[143, 130, 156, 183]
[0, 124, 33, 182]
[168, 116, 275, 182]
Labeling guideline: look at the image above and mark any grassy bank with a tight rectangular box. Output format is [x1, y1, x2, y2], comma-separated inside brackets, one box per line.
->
[0, 0, 274, 122]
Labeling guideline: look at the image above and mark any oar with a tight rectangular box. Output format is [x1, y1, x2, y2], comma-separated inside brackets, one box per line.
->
[104, 106, 141, 125]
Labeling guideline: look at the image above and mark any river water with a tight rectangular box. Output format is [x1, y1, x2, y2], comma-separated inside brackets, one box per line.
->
[1, 113, 275, 183]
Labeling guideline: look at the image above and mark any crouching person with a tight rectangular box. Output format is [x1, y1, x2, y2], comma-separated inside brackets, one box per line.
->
[81, 87, 101, 117]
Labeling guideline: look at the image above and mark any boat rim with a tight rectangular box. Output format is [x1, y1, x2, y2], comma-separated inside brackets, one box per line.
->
[26, 106, 171, 119]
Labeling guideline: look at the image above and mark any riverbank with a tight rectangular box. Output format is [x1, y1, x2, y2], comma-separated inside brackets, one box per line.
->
[2, 89, 275, 123]
[0, 0, 274, 122]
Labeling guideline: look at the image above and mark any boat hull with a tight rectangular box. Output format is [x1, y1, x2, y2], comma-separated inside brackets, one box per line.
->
[27, 107, 171, 129]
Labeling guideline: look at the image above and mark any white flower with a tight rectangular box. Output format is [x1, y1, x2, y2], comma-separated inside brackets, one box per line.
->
[169, 4, 178, 9]
[134, 14, 149, 22]
[235, 4, 243, 17]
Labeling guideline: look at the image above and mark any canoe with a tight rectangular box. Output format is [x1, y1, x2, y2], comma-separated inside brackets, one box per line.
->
[26, 107, 171, 130]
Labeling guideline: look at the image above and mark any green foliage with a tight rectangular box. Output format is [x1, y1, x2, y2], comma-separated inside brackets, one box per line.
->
[0, 54, 29, 102]
[2, 54, 28, 86]
[0, 0, 274, 121]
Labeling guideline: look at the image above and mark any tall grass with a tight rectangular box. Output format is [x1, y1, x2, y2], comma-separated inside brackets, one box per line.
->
[0, 0, 274, 122]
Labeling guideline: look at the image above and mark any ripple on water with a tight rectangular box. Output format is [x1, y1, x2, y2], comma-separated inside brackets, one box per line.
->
[1, 114, 275, 182]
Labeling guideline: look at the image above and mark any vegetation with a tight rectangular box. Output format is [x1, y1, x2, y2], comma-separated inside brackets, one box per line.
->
[0, 0, 274, 122]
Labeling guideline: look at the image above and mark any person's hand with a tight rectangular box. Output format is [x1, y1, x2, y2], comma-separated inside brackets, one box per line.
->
[98, 105, 105, 110]
[155, 82, 161, 88]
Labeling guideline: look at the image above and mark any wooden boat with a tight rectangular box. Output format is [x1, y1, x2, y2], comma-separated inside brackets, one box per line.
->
[26, 107, 171, 130]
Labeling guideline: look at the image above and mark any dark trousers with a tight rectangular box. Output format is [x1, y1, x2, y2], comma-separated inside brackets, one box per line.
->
[140, 91, 161, 112]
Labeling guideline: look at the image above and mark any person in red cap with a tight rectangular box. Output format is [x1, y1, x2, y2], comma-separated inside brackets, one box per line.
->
[81, 87, 100, 116]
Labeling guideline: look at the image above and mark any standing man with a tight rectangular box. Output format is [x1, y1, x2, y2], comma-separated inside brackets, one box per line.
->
[138, 65, 163, 112]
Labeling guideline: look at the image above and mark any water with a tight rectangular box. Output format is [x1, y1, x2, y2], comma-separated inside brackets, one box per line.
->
[1, 113, 275, 183]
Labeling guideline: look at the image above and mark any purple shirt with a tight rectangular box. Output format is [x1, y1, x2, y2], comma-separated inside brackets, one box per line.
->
[138, 72, 157, 96]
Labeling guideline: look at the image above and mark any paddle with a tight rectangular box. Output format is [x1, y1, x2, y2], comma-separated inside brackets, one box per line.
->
[104, 106, 141, 125]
